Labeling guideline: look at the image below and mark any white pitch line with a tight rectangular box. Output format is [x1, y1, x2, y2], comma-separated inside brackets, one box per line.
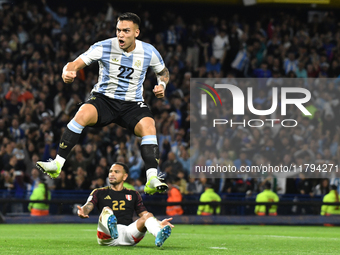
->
[209, 247, 228, 250]
[236, 234, 340, 241]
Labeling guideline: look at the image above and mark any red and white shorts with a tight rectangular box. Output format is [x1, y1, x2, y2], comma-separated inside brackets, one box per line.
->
[97, 220, 145, 246]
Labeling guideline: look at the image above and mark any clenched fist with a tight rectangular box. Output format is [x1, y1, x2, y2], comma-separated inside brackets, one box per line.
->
[62, 71, 77, 84]
[153, 85, 165, 98]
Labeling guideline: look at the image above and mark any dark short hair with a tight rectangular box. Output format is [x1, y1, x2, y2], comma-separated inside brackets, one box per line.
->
[331, 184, 338, 190]
[264, 182, 271, 189]
[113, 162, 129, 174]
[117, 12, 140, 28]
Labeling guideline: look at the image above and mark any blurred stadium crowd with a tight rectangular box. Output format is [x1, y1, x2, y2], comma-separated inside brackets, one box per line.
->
[0, 0, 340, 201]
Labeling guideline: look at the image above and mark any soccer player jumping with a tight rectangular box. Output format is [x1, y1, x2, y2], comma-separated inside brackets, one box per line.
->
[77, 162, 174, 247]
[36, 12, 169, 195]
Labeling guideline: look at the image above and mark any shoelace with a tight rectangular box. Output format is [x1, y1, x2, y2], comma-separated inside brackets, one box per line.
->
[157, 172, 165, 181]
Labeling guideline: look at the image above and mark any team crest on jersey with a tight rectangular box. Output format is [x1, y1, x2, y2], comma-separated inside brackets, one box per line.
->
[125, 195, 132, 201]
[134, 60, 141, 68]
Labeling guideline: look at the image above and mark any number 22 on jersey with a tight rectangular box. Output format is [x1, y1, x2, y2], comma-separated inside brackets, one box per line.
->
[112, 200, 126, 211]
[117, 66, 134, 79]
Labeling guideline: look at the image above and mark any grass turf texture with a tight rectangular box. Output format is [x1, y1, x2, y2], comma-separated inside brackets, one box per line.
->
[1, 224, 339, 254]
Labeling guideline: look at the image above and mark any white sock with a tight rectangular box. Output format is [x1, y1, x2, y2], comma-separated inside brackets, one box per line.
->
[55, 155, 66, 167]
[146, 168, 158, 182]
[145, 217, 161, 237]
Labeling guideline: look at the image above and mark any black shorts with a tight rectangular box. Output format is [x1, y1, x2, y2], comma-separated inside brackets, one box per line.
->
[85, 92, 154, 134]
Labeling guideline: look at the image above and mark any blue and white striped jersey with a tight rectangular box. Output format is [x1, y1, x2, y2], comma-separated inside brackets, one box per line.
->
[80, 37, 165, 102]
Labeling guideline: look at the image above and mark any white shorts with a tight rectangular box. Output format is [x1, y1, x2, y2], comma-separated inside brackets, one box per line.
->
[97, 219, 146, 246]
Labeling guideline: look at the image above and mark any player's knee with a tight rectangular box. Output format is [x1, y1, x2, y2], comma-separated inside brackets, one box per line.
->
[135, 117, 156, 136]
[141, 212, 154, 222]
[74, 112, 90, 126]
[74, 104, 98, 126]
[144, 124, 156, 135]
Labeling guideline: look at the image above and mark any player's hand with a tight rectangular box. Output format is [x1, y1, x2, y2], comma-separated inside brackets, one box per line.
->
[153, 85, 165, 98]
[160, 217, 174, 229]
[77, 205, 89, 219]
[62, 71, 77, 84]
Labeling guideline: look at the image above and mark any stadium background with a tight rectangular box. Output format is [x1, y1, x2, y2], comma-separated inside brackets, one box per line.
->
[1, 0, 340, 225]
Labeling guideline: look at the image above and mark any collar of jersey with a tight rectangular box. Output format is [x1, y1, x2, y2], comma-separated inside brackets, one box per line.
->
[109, 186, 126, 192]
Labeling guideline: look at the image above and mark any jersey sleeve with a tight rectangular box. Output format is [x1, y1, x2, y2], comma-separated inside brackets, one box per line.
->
[79, 43, 103, 66]
[150, 46, 165, 74]
[134, 191, 147, 215]
[87, 189, 98, 208]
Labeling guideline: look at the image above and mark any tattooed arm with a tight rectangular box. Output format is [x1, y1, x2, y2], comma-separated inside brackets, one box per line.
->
[153, 67, 169, 98]
[157, 67, 170, 88]
[77, 202, 94, 219]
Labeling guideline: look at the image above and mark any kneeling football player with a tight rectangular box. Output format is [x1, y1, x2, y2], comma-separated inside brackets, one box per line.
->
[77, 162, 173, 247]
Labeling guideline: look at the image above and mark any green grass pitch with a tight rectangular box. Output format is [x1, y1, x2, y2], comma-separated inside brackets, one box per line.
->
[1, 224, 339, 254]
